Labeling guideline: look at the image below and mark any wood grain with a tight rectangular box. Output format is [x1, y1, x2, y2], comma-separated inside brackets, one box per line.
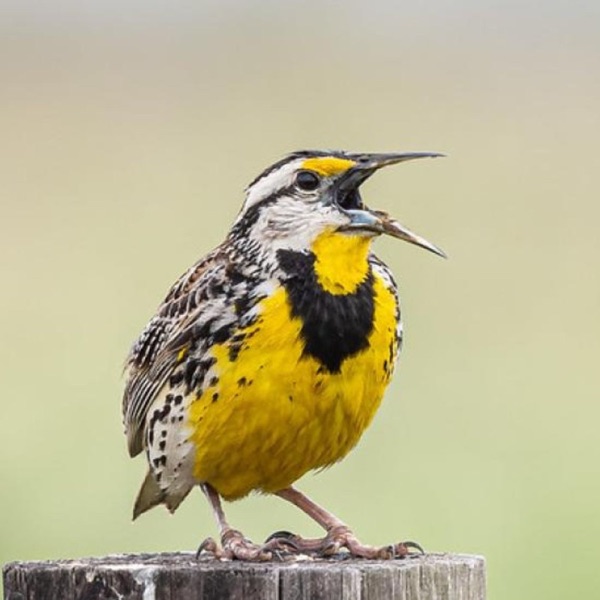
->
[3, 552, 486, 600]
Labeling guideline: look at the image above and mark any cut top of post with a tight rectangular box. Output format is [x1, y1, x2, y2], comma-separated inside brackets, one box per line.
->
[3, 552, 486, 600]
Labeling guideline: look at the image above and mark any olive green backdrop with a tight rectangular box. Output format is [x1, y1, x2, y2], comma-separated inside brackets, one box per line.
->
[1, 2, 599, 598]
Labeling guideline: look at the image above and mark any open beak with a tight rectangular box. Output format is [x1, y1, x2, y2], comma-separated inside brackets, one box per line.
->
[337, 152, 447, 259]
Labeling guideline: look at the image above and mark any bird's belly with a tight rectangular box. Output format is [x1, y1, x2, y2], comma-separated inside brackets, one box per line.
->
[187, 280, 398, 500]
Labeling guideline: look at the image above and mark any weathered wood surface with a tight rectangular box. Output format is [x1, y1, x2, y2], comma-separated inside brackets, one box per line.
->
[3, 552, 485, 600]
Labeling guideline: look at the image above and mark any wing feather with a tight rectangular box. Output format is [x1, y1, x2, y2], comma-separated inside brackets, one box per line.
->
[122, 249, 227, 457]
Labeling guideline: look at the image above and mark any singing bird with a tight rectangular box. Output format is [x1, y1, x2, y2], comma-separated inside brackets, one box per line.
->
[123, 150, 445, 560]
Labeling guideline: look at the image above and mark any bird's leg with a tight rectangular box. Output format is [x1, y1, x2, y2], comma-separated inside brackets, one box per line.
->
[196, 483, 296, 561]
[197, 483, 269, 560]
[270, 486, 423, 559]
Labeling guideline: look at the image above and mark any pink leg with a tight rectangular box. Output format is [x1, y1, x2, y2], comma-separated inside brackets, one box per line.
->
[273, 486, 423, 559]
[197, 483, 295, 561]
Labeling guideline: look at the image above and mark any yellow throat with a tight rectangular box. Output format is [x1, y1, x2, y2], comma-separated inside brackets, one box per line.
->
[311, 229, 372, 295]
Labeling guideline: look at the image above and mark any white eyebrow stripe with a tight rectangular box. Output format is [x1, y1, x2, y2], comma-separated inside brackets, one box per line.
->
[242, 159, 304, 212]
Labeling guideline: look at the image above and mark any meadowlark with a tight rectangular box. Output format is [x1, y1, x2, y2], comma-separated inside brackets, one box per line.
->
[123, 150, 445, 560]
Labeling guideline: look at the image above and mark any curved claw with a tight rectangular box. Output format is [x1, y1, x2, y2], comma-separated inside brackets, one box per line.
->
[262, 535, 300, 553]
[320, 526, 425, 560]
[264, 530, 298, 544]
[371, 540, 425, 559]
[195, 536, 221, 559]
[400, 540, 425, 555]
[196, 529, 278, 561]
[198, 527, 424, 562]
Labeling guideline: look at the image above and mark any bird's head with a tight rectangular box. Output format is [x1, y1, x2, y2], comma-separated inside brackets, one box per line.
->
[230, 150, 446, 260]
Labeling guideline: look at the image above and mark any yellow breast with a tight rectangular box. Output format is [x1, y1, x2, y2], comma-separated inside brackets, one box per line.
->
[187, 234, 399, 500]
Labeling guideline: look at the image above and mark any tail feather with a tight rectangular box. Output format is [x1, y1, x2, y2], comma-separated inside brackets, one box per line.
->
[133, 471, 165, 520]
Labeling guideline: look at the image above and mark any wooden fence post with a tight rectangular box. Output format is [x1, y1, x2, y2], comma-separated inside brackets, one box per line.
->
[4, 552, 485, 599]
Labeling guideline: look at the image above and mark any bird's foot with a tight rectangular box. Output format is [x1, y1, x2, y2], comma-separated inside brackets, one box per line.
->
[197, 527, 297, 561]
[265, 526, 424, 559]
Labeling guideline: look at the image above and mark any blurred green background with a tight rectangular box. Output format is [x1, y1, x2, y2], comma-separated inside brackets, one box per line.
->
[1, 1, 599, 598]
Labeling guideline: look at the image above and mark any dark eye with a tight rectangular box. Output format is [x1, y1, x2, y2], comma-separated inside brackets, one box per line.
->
[295, 170, 320, 191]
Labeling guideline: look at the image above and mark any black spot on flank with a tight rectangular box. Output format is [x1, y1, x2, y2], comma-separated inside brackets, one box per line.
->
[289, 395, 294, 402]
[227, 333, 246, 361]
[183, 355, 217, 394]
[169, 370, 184, 386]
[209, 376, 219, 386]
[159, 440, 166, 451]
[229, 343, 244, 362]
[233, 288, 264, 321]
[183, 358, 200, 390]
[388, 339, 396, 366]
[237, 377, 247, 387]
[174, 394, 183, 406]
[150, 404, 171, 429]
[234, 297, 248, 315]
[161, 430, 167, 438]
[212, 392, 219, 403]
[165, 394, 174, 404]
[178, 415, 184, 422]
[230, 332, 245, 344]
[193, 320, 213, 341]
[201, 357, 216, 370]
[212, 325, 231, 344]
[153, 456, 166, 468]
[277, 249, 375, 373]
